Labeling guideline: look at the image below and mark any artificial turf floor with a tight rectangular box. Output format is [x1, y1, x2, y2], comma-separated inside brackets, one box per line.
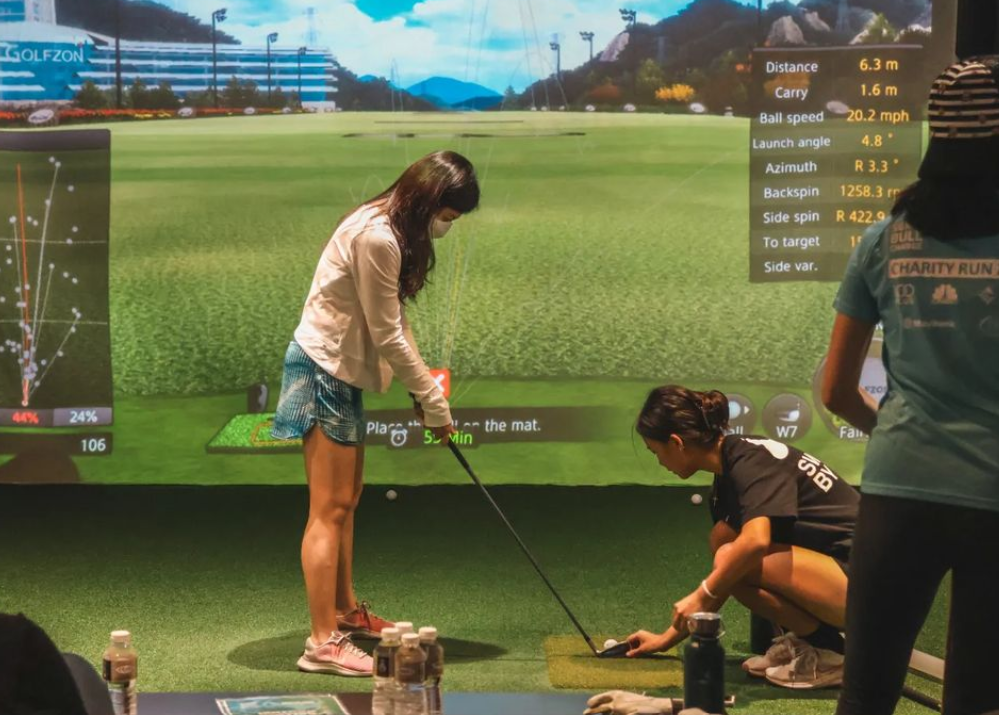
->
[0, 484, 945, 714]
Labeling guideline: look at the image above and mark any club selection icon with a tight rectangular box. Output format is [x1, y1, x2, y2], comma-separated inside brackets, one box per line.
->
[762, 393, 812, 442]
[724, 393, 757, 435]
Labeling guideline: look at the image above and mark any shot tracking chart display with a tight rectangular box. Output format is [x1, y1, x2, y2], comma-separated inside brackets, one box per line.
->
[750, 46, 926, 282]
[0, 131, 113, 456]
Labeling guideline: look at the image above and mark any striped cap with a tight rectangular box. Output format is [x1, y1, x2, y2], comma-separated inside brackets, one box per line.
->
[928, 59, 999, 139]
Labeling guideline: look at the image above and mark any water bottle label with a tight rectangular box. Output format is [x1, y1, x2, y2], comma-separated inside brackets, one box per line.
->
[396, 663, 425, 684]
[376, 654, 392, 678]
[103, 657, 137, 683]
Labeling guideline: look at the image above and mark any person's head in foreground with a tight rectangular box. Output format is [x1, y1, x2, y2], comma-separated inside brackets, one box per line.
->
[893, 57, 999, 240]
[636, 385, 729, 479]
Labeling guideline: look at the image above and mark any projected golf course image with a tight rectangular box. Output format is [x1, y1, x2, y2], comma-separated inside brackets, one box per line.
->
[0, 110, 886, 486]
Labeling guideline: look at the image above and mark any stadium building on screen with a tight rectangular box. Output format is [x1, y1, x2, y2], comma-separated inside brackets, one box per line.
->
[0, 0, 338, 108]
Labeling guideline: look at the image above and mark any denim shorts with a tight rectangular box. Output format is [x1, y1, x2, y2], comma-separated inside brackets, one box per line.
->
[271, 341, 365, 446]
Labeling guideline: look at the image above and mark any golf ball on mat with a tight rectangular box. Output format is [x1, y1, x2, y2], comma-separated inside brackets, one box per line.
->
[691, 493, 703, 505]
[386, 489, 398, 501]
[603, 639, 618, 650]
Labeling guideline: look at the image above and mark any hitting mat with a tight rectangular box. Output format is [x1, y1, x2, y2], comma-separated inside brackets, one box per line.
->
[544, 636, 684, 690]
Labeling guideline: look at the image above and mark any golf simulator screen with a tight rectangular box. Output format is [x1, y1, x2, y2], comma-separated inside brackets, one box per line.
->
[0, 0, 950, 485]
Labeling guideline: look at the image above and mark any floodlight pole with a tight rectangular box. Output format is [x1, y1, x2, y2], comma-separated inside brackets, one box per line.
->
[114, 0, 122, 108]
[297, 46, 307, 107]
[266, 32, 278, 103]
[757, 0, 764, 45]
[211, 8, 227, 108]
[580, 31, 594, 61]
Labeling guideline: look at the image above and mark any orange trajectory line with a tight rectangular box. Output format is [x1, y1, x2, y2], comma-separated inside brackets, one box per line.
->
[16, 164, 32, 406]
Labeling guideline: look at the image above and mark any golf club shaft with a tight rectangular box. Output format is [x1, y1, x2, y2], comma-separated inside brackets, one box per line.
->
[901, 685, 942, 712]
[448, 441, 599, 653]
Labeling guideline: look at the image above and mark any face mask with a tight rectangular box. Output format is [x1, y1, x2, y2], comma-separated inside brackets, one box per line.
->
[431, 218, 453, 239]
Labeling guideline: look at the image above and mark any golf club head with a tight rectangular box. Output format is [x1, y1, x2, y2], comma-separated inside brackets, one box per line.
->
[595, 640, 631, 658]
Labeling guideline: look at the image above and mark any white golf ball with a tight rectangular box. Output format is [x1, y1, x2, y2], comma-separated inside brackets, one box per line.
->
[386, 489, 398, 501]
[603, 638, 618, 650]
[691, 493, 703, 505]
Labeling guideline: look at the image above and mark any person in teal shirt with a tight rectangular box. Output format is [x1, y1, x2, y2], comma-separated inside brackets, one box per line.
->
[824, 59, 999, 715]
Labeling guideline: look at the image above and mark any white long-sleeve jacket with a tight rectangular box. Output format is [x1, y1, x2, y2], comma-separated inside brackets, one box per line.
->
[294, 204, 451, 428]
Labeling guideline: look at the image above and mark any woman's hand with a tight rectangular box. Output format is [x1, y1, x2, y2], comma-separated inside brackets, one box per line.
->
[430, 423, 458, 443]
[671, 588, 716, 631]
[412, 393, 456, 445]
[624, 630, 669, 657]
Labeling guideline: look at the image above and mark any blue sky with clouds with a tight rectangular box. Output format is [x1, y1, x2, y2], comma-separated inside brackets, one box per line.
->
[161, 0, 747, 92]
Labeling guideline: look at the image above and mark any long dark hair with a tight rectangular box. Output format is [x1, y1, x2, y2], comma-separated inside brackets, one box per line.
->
[636, 385, 729, 448]
[891, 177, 999, 241]
[361, 151, 479, 301]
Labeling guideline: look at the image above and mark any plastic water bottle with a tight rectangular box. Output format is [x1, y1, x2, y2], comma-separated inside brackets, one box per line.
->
[683, 613, 726, 714]
[394, 632, 427, 715]
[395, 621, 414, 637]
[373, 627, 402, 715]
[102, 630, 138, 715]
[419, 627, 443, 715]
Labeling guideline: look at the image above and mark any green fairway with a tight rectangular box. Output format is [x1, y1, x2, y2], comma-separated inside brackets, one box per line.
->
[102, 112, 835, 393]
[0, 484, 944, 713]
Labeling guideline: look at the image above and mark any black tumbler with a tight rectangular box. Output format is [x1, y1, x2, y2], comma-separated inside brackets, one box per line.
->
[683, 612, 726, 714]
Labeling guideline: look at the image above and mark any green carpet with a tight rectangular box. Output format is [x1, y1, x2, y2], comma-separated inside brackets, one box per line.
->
[0, 485, 947, 714]
[544, 635, 683, 690]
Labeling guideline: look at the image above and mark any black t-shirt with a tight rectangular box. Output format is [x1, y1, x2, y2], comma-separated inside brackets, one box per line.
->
[709, 435, 859, 562]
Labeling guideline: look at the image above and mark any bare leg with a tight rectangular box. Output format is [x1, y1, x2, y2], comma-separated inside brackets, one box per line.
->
[731, 583, 821, 635]
[335, 444, 364, 614]
[709, 529, 814, 631]
[714, 542, 848, 631]
[301, 428, 361, 644]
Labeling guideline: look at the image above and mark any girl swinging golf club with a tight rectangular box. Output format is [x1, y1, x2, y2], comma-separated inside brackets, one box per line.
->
[271, 151, 480, 676]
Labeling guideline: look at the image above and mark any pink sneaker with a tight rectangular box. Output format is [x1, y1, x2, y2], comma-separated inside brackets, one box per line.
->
[337, 601, 395, 639]
[297, 632, 373, 677]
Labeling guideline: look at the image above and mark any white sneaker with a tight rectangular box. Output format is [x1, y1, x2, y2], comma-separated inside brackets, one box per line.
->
[742, 633, 805, 678]
[764, 642, 844, 689]
[297, 632, 373, 677]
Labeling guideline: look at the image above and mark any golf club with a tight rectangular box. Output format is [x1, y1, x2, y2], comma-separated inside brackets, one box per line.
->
[448, 440, 630, 658]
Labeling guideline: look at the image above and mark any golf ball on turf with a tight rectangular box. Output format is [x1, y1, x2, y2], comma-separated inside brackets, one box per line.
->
[603, 639, 618, 650]
[386, 489, 398, 501]
[691, 493, 703, 505]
